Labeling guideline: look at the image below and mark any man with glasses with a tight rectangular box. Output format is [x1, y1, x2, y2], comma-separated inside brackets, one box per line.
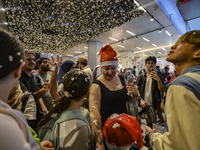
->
[35, 57, 53, 110]
[20, 50, 49, 130]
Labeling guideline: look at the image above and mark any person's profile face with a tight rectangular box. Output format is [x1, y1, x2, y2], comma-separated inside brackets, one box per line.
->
[101, 65, 118, 81]
[70, 64, 76, 71]
[166, 40, 195, 64]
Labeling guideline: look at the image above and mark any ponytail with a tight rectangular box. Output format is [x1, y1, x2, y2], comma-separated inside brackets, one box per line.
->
[36, 95, 71, 132]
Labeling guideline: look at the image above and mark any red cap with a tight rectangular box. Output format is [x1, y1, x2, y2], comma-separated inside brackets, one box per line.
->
[103, 114, 143, 149]
[99, 45, 118, 67]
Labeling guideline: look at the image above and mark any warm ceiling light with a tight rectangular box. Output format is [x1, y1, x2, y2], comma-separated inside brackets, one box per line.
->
[134, 45, 171, 54]
[109, 37, 118, 41]
[139, 6, 146, 12]
[152, 44, 157, 47]
[74, 51, 82, 53]
[67, 54, 74, 56]
[126, 30, 135, 36]
[143, 37, 150, 42]
[161, 47, 166, 50]
[150, 17, 154, 21]
[118, 45, 125, 48]
[134, 0, 140, 6]
[158, 52, 162, 54]
[159, 29, 162, 33]
[84, 47, 88, 49]
[165, 30, 171, 36]
[136, 47, 142, 50]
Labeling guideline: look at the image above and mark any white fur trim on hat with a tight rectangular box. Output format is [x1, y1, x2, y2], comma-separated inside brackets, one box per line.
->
[105, 140, 134, 150]
[100, 61, 118, 67]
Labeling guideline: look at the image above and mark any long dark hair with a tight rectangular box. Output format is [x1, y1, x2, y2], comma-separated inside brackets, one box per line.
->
[36, 69, 90, 131]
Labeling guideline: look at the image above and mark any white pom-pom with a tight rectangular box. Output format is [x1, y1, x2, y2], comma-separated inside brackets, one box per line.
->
[109, 113, 119, 119]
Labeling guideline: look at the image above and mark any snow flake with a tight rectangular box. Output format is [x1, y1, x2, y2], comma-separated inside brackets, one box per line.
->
[52, 67, 55, 72]
[109, 113, 119, 119]
[93, 120, 98, 127]
[9, 55, 13, 62]
[112, 123, 120, 129]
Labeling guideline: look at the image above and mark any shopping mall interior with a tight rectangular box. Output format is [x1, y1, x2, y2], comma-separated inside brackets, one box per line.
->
[0, 0, 199, 73]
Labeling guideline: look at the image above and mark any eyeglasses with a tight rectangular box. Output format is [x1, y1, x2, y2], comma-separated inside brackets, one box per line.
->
[26, 57, 36, 62]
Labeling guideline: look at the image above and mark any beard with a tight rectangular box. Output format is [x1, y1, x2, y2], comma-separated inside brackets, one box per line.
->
[41, 65, 50, 72]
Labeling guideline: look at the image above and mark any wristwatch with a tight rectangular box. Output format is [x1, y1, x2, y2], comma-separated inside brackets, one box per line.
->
[44, 110, 48, 113]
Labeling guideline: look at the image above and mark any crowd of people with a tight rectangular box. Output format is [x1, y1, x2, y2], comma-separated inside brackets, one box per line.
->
[0, 27, 200, 150]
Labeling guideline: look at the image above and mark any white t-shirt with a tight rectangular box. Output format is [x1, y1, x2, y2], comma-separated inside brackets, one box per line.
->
[0, 100, 40, 150]
[144, 75, 153, 105]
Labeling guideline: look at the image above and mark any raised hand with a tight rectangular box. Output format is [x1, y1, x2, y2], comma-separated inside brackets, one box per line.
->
[49, 55, 62, 72]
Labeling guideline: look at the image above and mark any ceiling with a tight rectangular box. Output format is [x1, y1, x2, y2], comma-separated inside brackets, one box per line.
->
[177, 0, 200, 31]
[0, 0, 183, 60]
[62, 0, 181, 58]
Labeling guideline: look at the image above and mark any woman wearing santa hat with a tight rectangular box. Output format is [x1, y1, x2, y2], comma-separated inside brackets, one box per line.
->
[89, 45, 138, 150]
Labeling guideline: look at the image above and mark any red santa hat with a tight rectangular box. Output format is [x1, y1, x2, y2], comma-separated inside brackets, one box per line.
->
[99, 45, 118, 67]
[103, 113, 143, 150]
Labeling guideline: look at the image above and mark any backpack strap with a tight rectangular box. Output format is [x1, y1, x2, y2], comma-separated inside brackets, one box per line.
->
[0, 105, 28, 142]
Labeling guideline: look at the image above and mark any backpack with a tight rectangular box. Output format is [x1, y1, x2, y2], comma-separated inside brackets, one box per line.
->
[37, 109, 89, 148]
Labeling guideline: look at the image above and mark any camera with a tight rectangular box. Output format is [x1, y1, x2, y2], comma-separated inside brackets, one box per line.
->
[138, 105, 150, 116]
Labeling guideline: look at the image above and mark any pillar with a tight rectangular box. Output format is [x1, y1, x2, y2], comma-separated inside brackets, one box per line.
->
[88, 41, 102, 76]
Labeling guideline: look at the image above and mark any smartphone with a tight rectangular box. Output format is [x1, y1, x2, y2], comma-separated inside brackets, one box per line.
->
[150, 68, 154, 73]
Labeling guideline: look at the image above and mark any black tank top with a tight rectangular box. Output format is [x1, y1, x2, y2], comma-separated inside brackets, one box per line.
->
[93, 75, 128, 127]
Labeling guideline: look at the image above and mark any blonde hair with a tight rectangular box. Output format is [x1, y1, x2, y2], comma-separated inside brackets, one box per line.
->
[176, 30, 200, 51]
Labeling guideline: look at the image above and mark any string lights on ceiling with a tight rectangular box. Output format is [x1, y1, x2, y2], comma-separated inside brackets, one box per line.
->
[2, 0, 145, 54]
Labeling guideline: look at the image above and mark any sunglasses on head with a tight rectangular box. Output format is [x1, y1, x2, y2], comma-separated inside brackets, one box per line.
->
[26, 57, 36, 62]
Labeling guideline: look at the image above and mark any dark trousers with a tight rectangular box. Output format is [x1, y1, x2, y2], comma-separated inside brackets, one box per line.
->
[157, 101, 164, 120]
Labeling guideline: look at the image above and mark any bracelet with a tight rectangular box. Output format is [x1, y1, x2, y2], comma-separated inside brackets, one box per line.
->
[138, 96, 142, 100]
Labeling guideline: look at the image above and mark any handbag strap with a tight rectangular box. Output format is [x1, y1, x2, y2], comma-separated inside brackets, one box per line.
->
[0, 105, 29, 142]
